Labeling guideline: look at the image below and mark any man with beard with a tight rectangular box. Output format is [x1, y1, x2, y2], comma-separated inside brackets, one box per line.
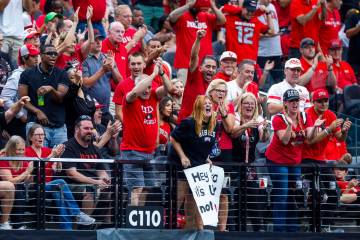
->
[298, 38, 336, 93]
[177, 29, 217, 122]
[19, 44, 69, 147]
[267, 58, 311, 115]
[121, 58, 173, 206]
[214, 51, 238, 82]
[169, 0, 225, 84]
[222, 0, 274, 64]
[61, 115, 111, 220]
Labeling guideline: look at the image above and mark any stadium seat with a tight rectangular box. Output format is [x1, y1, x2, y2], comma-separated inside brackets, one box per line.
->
[343, 85, 360, 118]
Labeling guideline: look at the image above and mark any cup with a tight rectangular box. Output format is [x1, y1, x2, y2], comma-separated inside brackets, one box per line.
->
[259, 177, 268, 189]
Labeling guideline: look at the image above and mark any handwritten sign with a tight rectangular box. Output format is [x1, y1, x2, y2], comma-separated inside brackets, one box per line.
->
[184, 164, 224, 226]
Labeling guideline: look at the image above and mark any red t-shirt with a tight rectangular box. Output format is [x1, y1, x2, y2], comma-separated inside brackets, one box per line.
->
[143, 63, 170, 88]
[55, 44, 83, 69]
[333, 61, 357, 90]
[223, 4, 269, 63]
[244, 81, 259, 98]
[215, 103, 235, 150]
[121, 90, 159, 153]
[300, 57, 329, 92]
[101, 38, 128, 90]
[159, 121, 171, 145]
[319, 8, 341, 54]
[178, 68, 209, 123]
[337, 180, 360, 194]
[72, 0, 106, 22]
[265, 113, 313, 165]
[0, 160, 29, 178]
[214, 71, 231, 82]
[325, 136, 347, 160]
[290, 0, 322, 48]
[25, 146, 53, 183]
[123, 27, 142, 55]
[172, 11, 216, 69]
[273, 0, 291, 28]
[303, 107, 340, 160]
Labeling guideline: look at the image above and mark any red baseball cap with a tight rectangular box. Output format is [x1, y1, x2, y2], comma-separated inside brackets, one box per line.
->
[194, 0, 211, 9]
[329, 39, 342, 50]
[312, 89, 329, 101]
[23, 28, 40, 40]
[18, 44, 40, 65]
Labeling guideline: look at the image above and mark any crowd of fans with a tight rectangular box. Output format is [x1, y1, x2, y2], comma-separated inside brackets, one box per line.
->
[0, 0, 359, 232]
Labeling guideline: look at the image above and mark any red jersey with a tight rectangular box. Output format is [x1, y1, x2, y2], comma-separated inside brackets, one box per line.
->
[290, 0, 322, 48]
[300, 57, 329, 92]
[121, 90, 159, 153]
[303, 107, 341, 161]
[214, 71, 231, 82]
[123, 27, 142, 54]
[222, 4, 269, 63]
[55, 44, 83, 69]
[159, 121, 171, 145]
[25, 146, 53, 183]
[101, 38, 128, 90]
[172, 11, 216, 69]
[319, 8, 341, 54]
[215, 103, 235, 150]
[72, 0, 106, 22]
[178, 68, 209, 123]
[0, 160, 29, 178]
[333, 61, 357, 90]
[265, 113, 313, 165]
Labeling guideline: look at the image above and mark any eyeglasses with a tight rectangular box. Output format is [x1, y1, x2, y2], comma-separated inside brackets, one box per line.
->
[43, 51, 58, 57]
[33, 133, 45, 137]
[288, 68, 302, 73]
[215, 89, 227, 94]
[242, 102, 255, 106]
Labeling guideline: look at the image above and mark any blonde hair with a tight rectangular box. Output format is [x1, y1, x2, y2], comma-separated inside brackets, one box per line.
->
[191, 95, 217, 136]
[205, 79, 228, 104]
[114, 5, 131, 18]
[236, 92, 259, 121]
[3, 136, 26, 171]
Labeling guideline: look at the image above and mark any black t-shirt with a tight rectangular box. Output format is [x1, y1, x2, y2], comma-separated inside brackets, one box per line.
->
[345, 12, 360, 64]
[19, 65, 70, 127]
[0, 112, 7, 148]
[232, 127, 260, 163]
[61, 137, 106, 183]
[0, 52, 14, 94]
[168, 117, 217, 167]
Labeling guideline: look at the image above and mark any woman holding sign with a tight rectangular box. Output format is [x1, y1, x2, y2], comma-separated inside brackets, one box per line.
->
[169, 95, 217, 230]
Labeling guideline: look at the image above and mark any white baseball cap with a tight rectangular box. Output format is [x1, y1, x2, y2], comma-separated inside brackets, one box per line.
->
[220, 51, 237, 62]
[284, 58, 303, 69]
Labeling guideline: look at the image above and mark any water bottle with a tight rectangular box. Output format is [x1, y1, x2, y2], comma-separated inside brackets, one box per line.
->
[38, 95, 45, 106]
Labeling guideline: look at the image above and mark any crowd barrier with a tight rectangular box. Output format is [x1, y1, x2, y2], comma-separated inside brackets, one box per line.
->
[0, 157, 360, 233]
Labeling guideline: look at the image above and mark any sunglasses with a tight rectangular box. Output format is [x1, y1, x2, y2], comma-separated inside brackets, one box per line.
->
[43, 51, 58, 57]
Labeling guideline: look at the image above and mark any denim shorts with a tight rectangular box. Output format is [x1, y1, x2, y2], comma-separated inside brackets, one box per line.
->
[122, 150, 156, 191]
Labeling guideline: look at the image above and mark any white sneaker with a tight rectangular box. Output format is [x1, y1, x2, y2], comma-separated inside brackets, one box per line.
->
[76, 212, 95, 225]
[0, 222, 12, 230]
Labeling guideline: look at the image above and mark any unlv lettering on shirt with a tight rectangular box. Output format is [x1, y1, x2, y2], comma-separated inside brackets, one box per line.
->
[141, 105, 157, 125]
[79, 153, 99, 159]
[122, 36, 132, 44]
[186, 21, 208, 29]
[324, 20, 341, 27]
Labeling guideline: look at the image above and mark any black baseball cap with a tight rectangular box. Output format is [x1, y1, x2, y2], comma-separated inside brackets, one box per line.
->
[300, 38, 315, 48]
[85, 29, 105, 41]
[283, 89, 300, 102]
[243, 0, 258, 12]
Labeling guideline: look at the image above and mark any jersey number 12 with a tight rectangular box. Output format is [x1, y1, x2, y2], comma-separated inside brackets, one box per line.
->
[236, 26, 254, 44]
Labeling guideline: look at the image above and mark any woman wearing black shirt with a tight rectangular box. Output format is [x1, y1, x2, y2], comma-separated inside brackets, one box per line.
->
[169, 95, 217, 230]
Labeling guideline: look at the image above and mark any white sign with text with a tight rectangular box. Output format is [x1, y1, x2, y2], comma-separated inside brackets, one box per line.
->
[184, 164, 225, 226]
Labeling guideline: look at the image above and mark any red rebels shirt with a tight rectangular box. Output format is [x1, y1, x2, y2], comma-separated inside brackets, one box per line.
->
[319, 8, 341, 54]
[178, 68, 210, 123]
[123, 27, 142, 55]
[121, 90, 159, 153]
[290, 0, 322, 48]
[300, 57, 329, 92]
[172, 11, 216, 69]
[222, 4, 268, 63]
[265, 113, 313, 165]
[101, 38, 128, 90]
[25, 146, 53, 183]
[333, 61, 357, 90]
[72, 0, 106, 22]
[214, 71, 231, 82]
[303, 107, 340, 161]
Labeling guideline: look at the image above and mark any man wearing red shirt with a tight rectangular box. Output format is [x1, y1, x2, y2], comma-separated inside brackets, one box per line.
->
[121, 59, 173, 206]
[328, 39, 358, 91]
[169, 0, 225, 84]
[319, 0, 342, 54]
[298, 38, 336, 92]
[214, 51, 237, 82]
[222, 0, 274, 64]
[289, 0, 326, 58]
[273, 0, 291, 57]
[177, 29, 217, 123]
[73, 0, 107, 37]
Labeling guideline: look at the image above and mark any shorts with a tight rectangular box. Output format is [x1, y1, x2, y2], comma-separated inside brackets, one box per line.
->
[122, 150, 156, 191]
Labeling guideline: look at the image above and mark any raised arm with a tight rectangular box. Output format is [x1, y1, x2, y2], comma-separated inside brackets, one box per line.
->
[80, 6, 95, 59]
[126, 71, 158, 103]
[169, 0, 196, 24]
[189, 29, 206, 73]
[210, 0, 226, 25]
[296, 0, 322, 25]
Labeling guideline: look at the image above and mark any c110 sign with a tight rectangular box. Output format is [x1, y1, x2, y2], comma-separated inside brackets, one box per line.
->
[125, 206, 164, 229]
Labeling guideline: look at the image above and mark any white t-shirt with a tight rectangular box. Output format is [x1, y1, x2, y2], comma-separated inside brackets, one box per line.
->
[0, 0, 24, 38]
[258, 3, 282, 57]
[267, 80, 311, 111]
[226, 80, 244, 102]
